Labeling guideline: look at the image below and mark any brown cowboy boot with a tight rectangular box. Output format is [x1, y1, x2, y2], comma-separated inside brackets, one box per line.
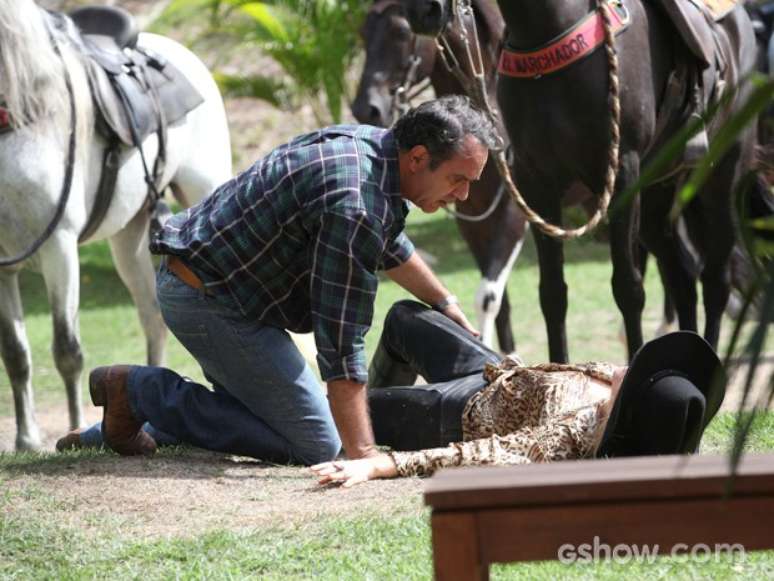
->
[89, 365, 157, 456]
[55, 427, 86, 452]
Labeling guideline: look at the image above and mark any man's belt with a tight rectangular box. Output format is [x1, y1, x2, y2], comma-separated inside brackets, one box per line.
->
[166, 255, 206, 291]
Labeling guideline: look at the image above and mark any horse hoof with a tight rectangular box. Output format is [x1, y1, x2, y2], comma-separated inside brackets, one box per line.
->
[15, 434, 43, 452]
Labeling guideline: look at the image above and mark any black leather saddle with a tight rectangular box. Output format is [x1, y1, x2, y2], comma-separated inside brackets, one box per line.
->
[50, 5, 209, 242]
[69, 5, 204, 147]
[69, 5, 139, 49]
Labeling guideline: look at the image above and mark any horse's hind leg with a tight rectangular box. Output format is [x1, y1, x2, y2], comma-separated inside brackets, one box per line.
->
[640, 182, 699, 334]
[40, 233, 85, 431]
[0, 270, 40, 450]
[609, 153, 646, 360]
[688, 154, 745, 348]
[655, 259, 679, 336]
[108, 210, 167, 366]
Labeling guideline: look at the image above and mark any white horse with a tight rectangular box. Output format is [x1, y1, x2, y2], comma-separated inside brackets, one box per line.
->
[0, 0, 232, 450]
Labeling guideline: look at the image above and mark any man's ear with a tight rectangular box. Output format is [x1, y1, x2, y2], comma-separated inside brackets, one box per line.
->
[408, 145, 429, 171]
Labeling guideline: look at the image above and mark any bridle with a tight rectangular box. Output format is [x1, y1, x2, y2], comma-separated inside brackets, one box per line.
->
[372, 0, 505, 221]
[382, 0, 496, 124]
[369, 0, 433, 118]
[390, 35, 432, 119]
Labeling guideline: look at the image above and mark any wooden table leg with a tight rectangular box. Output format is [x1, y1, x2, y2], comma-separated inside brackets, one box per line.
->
[431, 512, 489, 581]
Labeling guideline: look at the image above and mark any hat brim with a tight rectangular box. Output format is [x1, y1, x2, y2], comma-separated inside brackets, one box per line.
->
[597, 331, 726, 457]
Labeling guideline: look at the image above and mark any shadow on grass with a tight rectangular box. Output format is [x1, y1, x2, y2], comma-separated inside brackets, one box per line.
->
[0, 445, 289, 481]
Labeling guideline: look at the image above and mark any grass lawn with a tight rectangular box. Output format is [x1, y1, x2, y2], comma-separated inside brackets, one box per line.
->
[1, 208, 772, 579]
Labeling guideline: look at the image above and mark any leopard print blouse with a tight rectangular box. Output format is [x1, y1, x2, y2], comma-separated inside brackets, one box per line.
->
[389, 357, 617, 477]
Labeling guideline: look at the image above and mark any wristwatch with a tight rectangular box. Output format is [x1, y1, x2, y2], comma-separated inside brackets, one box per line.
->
[434, 294, 459, 311]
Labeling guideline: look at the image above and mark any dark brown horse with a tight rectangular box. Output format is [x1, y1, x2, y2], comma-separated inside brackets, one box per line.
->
[746, 0, 774, 168]
[352, 0, 618, 352]
[352, 0, 524, 353]
[403, 0, 759, 362]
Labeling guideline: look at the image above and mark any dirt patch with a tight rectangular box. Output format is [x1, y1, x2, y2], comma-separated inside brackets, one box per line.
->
[0, 409, 423, 540]
[0, 453, 423, 540]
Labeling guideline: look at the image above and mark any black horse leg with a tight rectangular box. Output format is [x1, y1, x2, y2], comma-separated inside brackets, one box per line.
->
[640, 182, 699, 334]
[656, 258, 679, 332]
[495, 289, 515, 354]
[608, 153, 646, 360]
[688, 153, 742, 348]
[637, 243, 678, 334]
[523, 177, 568, 363]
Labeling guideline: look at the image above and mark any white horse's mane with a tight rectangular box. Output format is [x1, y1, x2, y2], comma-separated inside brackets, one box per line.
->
[0, 0, 71, 129]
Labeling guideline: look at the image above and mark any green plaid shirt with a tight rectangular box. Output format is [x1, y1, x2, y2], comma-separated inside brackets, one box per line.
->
[150, 126, 414, 383]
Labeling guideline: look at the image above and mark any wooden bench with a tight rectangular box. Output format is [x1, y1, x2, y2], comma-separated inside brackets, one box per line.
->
[424, 453, 774, 580]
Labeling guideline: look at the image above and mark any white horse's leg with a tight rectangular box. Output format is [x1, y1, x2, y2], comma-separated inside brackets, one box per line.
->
[0, 270, 41, 450]
[40, 233, 85, 431]
[108, 210, 167, 366]
[474, 234, 526, 351]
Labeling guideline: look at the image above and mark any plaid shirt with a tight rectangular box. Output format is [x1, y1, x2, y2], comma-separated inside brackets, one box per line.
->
[150, 125, 414, 383]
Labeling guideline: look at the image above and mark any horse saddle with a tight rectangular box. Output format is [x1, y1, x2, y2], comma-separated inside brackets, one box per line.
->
[654, 0, 741, 68]
[70, 5, 204, 147]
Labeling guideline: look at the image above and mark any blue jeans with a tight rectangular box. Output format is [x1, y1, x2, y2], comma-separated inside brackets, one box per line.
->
[80, 263, 341, 465]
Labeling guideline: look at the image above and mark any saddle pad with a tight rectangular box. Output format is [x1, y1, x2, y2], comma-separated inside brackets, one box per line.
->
[85, 37, 204, 147]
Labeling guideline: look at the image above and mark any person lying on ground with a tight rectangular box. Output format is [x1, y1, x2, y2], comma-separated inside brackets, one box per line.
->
[59, 299, 724, 483]
[310, 300, 726, 488]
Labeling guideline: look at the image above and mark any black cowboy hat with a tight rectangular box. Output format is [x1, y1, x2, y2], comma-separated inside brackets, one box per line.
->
[597, 331, 726, 458]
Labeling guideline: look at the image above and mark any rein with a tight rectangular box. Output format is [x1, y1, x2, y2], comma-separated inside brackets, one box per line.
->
[0, 20, 77, 267]
[441, 0, 622, 240]
[443, 182, 505, 222]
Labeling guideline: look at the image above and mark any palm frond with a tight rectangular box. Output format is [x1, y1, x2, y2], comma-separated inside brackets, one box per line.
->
[213, 72, 288, 108]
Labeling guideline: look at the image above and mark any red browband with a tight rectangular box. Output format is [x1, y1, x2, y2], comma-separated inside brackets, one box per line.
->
[497, 0, 631, 79]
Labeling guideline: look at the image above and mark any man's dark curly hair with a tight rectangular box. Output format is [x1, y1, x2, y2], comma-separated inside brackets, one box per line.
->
[392, 95, 499, 169]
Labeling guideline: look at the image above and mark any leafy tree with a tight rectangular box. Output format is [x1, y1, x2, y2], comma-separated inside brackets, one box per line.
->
[153, 0, 368, 124]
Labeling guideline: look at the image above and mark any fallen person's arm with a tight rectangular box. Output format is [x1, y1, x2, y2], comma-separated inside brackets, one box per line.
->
[312, 453, 398, 488]
[311, 404, 602, 486]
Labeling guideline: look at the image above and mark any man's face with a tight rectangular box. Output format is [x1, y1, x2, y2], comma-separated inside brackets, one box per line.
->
[401, 135, 488, 213]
